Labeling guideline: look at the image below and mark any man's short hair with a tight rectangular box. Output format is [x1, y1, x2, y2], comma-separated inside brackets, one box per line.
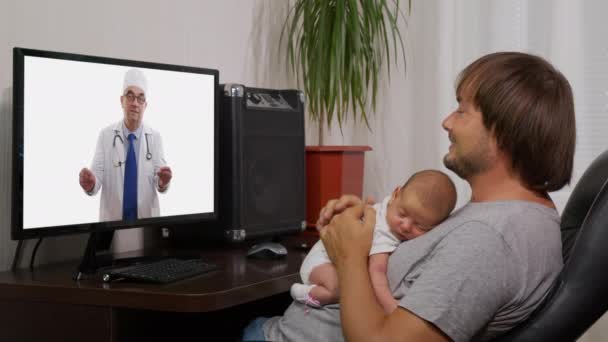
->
[456, 52, 576, 192]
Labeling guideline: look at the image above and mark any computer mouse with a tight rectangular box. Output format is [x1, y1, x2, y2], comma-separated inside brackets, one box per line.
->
[246, 242, 288, 259]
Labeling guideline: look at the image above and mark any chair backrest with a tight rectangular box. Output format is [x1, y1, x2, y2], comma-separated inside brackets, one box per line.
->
[496, 150, 608, 341]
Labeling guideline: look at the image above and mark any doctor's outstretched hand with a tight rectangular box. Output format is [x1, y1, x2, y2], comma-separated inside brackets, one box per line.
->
[157, 166, 172, 190]
[319, 203, 376, 271]
[79, 168, 96, 192]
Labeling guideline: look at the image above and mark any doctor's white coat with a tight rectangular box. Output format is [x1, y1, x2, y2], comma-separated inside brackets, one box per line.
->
[86, 121, 168, 221]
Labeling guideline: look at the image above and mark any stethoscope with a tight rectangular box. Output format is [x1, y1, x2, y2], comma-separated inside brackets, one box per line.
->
[112, 130, 152, 167]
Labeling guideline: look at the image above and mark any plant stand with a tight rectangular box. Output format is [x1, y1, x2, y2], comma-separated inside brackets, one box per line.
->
[305, 145, 372, 230]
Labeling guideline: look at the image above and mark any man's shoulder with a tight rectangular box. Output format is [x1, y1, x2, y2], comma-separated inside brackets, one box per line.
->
[429, 201, 560, 251]
[444, 201, 559, 232]
[141, 123, 161, 136]
[99, 121, 121, 134]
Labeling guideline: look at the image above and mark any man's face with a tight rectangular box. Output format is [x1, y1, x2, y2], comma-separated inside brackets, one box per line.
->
[121, 86, 147, 128]
[441, 93, 497, 179]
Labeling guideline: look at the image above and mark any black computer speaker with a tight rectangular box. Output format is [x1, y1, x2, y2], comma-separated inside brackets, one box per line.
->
[217, 84, 306, 241]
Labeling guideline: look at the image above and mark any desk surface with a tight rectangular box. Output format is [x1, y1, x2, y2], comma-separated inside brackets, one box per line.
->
[0, 236, 315, 313]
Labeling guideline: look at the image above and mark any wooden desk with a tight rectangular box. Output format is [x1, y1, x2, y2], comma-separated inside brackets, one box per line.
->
[0, 237, 315, 341]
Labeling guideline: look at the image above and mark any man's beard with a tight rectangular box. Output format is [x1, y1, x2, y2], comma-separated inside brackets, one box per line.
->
[443, 141, 492, 179]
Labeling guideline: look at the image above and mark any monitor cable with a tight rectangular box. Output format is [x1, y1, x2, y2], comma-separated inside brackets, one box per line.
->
[29, 238, 43, 271]
[11, 240, 24, 272]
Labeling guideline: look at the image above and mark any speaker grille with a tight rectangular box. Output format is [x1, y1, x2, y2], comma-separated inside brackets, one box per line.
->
[242, 135, 304, 226]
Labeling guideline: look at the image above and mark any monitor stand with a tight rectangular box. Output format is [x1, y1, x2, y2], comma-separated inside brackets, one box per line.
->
[73, 231, 113, 280]
[73, 231, 164, 281]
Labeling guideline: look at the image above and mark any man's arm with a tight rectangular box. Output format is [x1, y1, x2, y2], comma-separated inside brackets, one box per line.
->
[341, 253, 449, 342]
[368, 253, 399, 314]
[321, 205, 449, 342]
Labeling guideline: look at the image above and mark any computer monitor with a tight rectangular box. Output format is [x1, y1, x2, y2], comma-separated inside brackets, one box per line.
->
[11, 48, 219, 271]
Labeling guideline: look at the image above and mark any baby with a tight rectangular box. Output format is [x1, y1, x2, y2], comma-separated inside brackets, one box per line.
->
[291, 169, 457, 313]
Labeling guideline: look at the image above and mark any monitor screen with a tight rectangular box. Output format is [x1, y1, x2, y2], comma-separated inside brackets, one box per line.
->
[11, 48, 219, 240]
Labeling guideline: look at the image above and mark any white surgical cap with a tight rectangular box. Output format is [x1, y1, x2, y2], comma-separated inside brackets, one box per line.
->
[123, 69, 148, 94]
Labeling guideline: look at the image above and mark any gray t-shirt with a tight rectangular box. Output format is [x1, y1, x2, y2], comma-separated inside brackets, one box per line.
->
[263, 201, 562, 342]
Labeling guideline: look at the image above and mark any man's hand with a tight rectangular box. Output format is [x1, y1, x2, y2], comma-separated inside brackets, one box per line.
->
[79, 168, 96, 192]
[157, 166, 172, 189]
[320, 203, 376, 271]
[316, 195, 376, 231]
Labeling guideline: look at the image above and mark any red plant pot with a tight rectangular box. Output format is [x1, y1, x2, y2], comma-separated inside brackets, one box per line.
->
[305, 145, 372, 231]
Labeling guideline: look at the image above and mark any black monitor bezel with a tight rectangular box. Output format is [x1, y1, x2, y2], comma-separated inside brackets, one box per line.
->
[11, 47, 220, 240]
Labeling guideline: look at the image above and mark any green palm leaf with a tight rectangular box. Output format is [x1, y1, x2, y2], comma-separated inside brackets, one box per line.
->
[281, 0, 408, 138]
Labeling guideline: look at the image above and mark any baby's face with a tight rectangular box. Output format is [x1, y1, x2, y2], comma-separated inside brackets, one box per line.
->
[386, 187, 441, 241]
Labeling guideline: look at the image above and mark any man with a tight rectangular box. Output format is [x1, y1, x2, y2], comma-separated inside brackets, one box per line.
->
[79, 69, 172, 221]
[246, 52, 575, 341]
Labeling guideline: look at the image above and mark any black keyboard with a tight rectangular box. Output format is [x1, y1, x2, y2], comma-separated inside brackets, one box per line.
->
[102, 258, 218, 284]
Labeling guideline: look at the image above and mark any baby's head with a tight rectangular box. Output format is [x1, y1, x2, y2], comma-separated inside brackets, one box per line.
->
[386, 170, 457, 241]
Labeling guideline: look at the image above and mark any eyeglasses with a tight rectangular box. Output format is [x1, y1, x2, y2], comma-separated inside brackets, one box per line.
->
[124, 92, 146, 104]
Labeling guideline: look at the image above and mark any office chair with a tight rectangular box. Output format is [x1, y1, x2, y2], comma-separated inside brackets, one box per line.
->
[495, 150, 608, 342]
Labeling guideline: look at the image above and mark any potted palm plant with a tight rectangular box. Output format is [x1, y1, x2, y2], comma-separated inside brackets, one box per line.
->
[282, 0, 409, 228]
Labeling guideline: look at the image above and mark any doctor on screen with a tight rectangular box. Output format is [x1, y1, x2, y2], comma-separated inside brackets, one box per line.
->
[79, 68, 172, 221]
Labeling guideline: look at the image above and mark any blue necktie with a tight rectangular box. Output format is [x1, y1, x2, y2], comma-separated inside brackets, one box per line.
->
[123, 133, 137, 221]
